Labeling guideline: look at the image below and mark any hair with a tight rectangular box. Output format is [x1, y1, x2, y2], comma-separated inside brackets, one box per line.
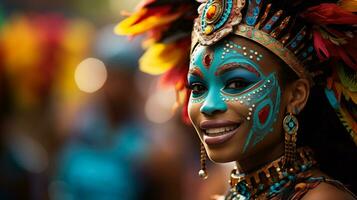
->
[279, 63, 357, 194]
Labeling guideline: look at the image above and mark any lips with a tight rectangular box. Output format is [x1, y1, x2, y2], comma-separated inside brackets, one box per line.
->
[200, 120, 241, 145]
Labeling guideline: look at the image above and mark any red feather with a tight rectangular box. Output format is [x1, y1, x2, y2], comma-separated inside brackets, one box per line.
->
[136, 0, 156, 9]
[303, 4, 357, 70]
[313, 31, 330, 60]
[132, 6, 172, 26]
[313, 30, 357, 70]
[301, 3, 357, 25]
[158, 38, 191, 87]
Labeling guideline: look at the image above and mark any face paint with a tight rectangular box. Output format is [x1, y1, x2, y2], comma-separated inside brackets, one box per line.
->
[222, 41, 264, 62]
[242, 73, 281, 151]
[188, 39, 281, 152]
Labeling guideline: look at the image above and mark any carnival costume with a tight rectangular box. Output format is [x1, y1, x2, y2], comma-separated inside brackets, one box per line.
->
[115, 0, 357, 199]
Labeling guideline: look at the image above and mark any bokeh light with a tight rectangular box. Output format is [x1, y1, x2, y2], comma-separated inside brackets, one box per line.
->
[74, 57, 107, 93]
[0, 1, 231, 199]
[8, 134, 48, 174]
[145, 88, 176, 124]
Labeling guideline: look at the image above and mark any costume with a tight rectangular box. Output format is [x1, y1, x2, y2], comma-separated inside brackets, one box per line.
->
[116, 0, 357, 199]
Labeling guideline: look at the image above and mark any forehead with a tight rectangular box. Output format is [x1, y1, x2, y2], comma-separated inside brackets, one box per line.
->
[190, 36, 282, 75]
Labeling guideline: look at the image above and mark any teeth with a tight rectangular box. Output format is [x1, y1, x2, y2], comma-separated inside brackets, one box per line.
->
[206, 127, 225, 134]
[205, 125, 237, 136]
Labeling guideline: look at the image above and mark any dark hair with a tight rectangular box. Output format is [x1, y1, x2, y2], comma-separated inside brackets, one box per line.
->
[280, 64, 357, 193]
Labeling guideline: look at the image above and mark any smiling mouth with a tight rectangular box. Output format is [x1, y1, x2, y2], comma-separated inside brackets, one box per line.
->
[204, 125, 239, 136]
[200, 120, 241, 145]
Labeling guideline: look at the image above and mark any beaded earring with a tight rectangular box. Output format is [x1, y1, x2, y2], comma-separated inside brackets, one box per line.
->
[283, 112, 299, 166]
[198, 142, 208, 179]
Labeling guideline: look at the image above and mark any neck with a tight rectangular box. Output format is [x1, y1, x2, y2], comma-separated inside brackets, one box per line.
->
[236, 140, 285, 174]
[228, 147, 317, 199]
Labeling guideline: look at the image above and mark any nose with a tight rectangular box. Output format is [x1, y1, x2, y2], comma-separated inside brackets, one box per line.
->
[200, 92, 228, 116]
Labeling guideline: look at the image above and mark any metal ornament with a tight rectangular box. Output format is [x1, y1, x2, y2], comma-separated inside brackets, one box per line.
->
[194, 0, 245, 45]
[227, 147, 316, 199]
[283, 113, 299, 166]
[199, 142, 208, 179]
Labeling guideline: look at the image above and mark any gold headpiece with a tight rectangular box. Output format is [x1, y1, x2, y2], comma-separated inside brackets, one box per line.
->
[192, 0, 308, 78]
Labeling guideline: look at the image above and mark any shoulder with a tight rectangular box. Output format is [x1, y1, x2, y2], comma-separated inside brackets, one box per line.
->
[301, 182, 356, 200]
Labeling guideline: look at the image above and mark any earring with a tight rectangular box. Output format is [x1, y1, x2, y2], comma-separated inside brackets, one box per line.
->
[198, 142, 208, 179]
[283, 112, 299, 166]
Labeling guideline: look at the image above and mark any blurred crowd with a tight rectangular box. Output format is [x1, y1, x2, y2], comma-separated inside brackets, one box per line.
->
[0, 1, 233, 200]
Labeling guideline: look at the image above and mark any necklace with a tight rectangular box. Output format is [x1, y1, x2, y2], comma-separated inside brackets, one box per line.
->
[225, 147, 317, 200]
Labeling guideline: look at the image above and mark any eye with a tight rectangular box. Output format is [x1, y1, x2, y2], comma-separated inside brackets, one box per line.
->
[188, 83, 207, 97]
[225, 79, 251, 91]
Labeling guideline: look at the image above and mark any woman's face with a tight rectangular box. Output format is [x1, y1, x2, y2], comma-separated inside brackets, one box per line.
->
[188, 36, 287, 163]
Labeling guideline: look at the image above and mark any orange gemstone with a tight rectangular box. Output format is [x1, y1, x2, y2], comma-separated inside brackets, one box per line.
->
[206, 5, 217, 20]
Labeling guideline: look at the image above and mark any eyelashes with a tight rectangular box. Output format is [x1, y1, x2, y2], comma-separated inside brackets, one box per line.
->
[225, 78, 252, 91]
[187, 78, 254, 98]
[187, 82, 207, 97]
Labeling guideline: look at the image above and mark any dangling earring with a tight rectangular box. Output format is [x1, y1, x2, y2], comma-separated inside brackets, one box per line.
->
[198, 142, 208, 179]
[283, 112, 299, 166]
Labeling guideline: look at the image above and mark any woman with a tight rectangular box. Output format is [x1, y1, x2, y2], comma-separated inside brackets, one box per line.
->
[116, 0, 357, 199]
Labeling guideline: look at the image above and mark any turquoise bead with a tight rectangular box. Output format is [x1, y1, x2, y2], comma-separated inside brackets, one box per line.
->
[288, 175, 296, 181]
[301, 165, 307, 172]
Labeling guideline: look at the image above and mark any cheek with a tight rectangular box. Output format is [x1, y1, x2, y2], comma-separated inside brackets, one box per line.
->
[240, 73, 282, 151]
[188, 99, 201, 128]
[253, 99, 276, 128]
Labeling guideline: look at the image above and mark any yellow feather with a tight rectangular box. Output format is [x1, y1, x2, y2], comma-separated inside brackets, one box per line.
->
[114, 8, 181, 36]
[142, 38, 156, 48]
[339, 0, 357, 12]
[335, 82, 357, 104]
[139, 43, 187, 75]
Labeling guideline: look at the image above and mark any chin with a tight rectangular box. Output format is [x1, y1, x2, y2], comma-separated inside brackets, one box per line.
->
[207, 152, 234, 163]
[204, 142, 246, 163]
[198, 122, 251, 163]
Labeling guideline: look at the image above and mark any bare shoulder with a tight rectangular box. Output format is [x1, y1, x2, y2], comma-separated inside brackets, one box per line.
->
[301, 182, 356, 200]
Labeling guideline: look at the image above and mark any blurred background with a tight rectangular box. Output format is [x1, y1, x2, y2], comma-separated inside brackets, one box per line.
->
[0, 1, 233, 199]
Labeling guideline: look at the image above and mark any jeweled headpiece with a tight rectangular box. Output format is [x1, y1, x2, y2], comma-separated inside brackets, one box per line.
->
[192, 0, 356, 79]
[115, 0, 357, 144]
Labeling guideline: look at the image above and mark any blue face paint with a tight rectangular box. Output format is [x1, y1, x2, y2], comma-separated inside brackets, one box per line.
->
[221, 68, 259, 83]
[188, 41, 264, 103]
[242, 74, 281, 151]
[188, 39, 281, 152]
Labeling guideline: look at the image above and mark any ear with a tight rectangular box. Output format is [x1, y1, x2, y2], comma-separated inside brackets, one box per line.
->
[285, 78, 310, 114]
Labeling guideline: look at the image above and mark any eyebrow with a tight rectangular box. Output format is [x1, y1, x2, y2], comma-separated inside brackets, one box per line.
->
[215, 63, 261, 77]
[188, 67, 204, 79]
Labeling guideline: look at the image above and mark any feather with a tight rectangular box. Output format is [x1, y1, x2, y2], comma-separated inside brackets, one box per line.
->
[303, 4, 357, 70]
[139, 39, 190, 75]
[338, 0, 357, 12]
[301, 3, 357, 25]
[313, 30, 330, 61]
[115, 7, 184, 36]
[115, 0, 198, 122]
[313, 30, 357, 70]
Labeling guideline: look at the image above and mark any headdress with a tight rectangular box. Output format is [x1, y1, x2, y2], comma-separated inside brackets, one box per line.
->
[116, 0, 357, 144]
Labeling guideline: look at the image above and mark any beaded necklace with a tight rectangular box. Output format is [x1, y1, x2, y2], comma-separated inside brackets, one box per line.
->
[225, 147, 317, 200]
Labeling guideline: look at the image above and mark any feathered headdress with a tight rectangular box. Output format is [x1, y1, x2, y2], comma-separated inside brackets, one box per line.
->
[116, 0, 357, 144]
[115, 0, 199, 123]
